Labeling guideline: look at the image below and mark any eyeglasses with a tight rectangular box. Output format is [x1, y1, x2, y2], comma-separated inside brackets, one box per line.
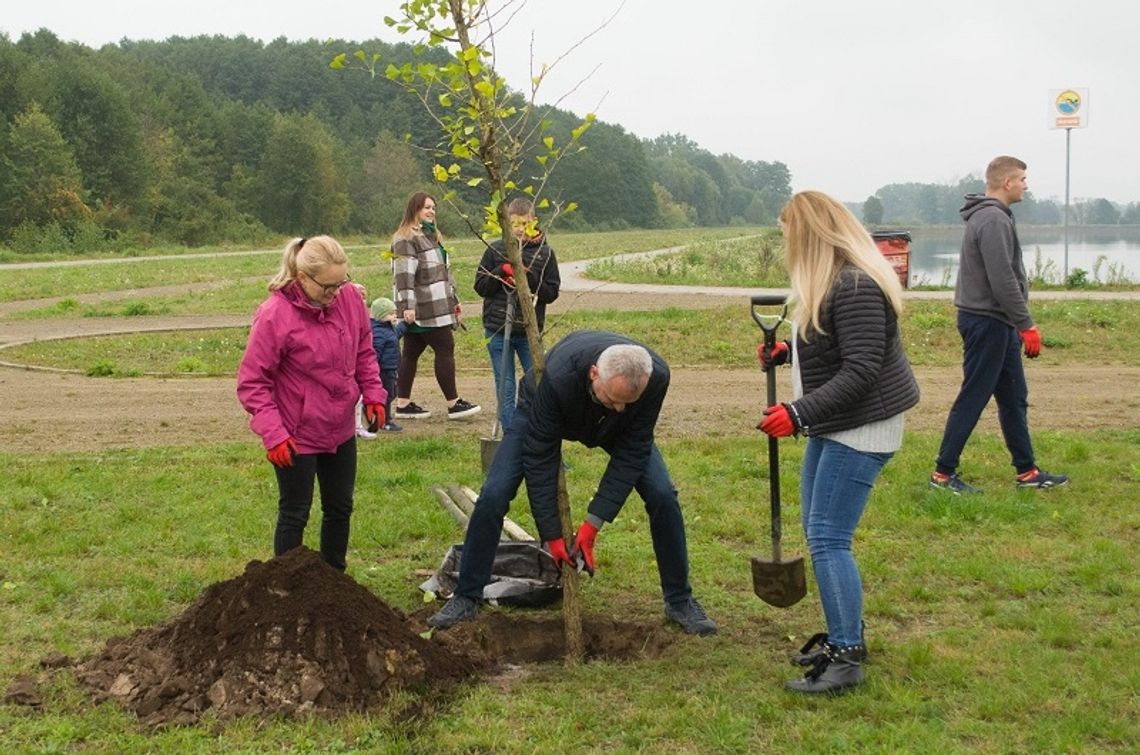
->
[306, 272, 353, 295]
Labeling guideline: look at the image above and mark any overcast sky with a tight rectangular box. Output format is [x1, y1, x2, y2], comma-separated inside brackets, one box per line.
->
[4, 0, 1138, 204]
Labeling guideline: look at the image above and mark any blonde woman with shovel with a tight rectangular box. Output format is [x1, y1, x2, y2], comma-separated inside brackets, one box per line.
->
[757, 191, 919, 694]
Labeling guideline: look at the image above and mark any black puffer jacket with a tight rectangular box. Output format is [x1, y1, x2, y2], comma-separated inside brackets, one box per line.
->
[788, 266, 919, 435]
[474, 235, 560, 333]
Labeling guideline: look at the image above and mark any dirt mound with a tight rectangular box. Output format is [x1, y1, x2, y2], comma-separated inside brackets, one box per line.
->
[75, 547, 474, 727]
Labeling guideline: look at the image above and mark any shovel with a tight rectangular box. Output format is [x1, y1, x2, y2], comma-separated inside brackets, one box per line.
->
[480, 293, 515, 474]
[749, 294, 807, 608]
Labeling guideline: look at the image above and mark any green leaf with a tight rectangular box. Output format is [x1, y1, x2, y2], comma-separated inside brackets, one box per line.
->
[354, 50, 366, 62]
[565, 202, 579, 213]
[447, 163, 461, 175]
[538, 198, 550, 209]
[474, 80, 495, 98]
[438, 93, 452, 107]
[543, 136, 555, 150]
[385, 63, 400, 80]
[442, 190, 457, 202]
[523, 185, 534, 196]
[536, 155, 548, 166]
[383, 15, 397, 27]
[432, 164, 449, 182]
[467, 177, 484, 187]
[452, 143, 472, 159]
[329, 53, 346, 70]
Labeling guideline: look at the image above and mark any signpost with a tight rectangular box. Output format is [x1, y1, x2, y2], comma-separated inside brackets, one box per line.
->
[1049, 88, 1089, 280]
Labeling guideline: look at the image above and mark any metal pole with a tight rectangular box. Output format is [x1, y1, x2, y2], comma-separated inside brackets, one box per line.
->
[1063, 127, 1071, 280]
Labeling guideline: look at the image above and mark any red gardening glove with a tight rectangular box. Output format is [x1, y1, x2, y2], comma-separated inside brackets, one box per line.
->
[545, 537, 574, 569]
[500, 262, 515, 288]
[267, 437, 297, 468]
[364, 403, 385, 432]
[1019, 326, 1041, 358]
[758, 404, 796, 438]
[571, 520, 599, 576]
[756, 340, 789, 372]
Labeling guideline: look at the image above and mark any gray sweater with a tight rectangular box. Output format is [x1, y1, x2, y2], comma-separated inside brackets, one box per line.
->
[954, 194, 1034, 330]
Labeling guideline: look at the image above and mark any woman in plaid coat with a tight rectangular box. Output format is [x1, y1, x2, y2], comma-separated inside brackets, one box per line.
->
[390, 192, 480, 421]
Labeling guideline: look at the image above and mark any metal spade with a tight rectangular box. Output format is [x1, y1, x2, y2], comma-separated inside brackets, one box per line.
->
[480, 293, 515, 474]
[750, 294, 807, 608]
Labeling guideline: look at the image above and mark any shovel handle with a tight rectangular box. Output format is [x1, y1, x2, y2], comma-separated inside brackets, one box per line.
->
[750, 294, 788, 561]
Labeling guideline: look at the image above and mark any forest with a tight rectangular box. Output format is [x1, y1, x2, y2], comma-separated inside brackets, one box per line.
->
[2, 29, 1136, 254]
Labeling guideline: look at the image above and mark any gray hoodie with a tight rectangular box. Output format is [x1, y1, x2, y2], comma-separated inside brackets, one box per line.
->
[953, 194, 1034, 330]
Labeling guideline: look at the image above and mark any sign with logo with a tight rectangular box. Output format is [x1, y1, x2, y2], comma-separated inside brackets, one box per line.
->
[1049, 88, 1089, 129]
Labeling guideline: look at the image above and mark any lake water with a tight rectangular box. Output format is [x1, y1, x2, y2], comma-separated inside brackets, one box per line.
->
[899, 226, 1140, 286]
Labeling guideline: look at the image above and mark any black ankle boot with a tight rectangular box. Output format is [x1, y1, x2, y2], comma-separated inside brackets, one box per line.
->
[790, 621, 866, 667]
[785, 643, 866, 695]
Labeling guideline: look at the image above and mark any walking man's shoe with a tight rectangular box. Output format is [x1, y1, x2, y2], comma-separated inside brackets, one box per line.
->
[1016, 468, 1069, 489]
[664, 597, 718, 636]
[929, 471, 982, 495]
[427, 595, 477, 629]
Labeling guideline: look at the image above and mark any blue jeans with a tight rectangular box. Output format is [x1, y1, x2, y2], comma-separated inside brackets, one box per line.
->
[485, 327, 533, 429]
[456, 407, 694, 606]
[801, 437, 892, 648]
[273, 437, 357, 571]
[936, 311, 1035, 475]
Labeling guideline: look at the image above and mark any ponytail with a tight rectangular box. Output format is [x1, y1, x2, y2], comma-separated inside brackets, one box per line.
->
[268, 237, 306, 291]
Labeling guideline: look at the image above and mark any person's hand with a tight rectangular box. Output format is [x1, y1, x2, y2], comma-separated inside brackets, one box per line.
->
[402, 308, 415, 324]
[364, 403, 385, 432]
[758, 404, 796, 438]
[545, 537, 574, 569]
[267, 438, 297, 468]
[500, 262, 515, 288]
[1019, 326, 1041, 358]
[571, 521, 599, 576]
[756, 340, 789, 372]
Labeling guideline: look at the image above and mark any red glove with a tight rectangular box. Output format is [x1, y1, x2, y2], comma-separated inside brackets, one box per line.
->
[1019, 327, 1041, 358]
[267, 438, 297, 468]
[756, 340, 789, 372]
[545, 537, 574, 569]
[571, 520, 599, 576]
[758, 404, 796, 438]
[364, 403, 385, 432]
[500, 263, 515, 288]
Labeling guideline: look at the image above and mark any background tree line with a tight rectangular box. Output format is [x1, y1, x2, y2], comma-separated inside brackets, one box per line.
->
[0, 30, 792, 252]
[859, 178, 1140, 227]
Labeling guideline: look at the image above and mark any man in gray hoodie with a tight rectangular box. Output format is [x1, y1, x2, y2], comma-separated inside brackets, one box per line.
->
[929, 156, 1068, 494]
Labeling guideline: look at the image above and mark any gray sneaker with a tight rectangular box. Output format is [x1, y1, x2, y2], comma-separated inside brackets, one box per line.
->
[427, 595, 477, 629]
[1016, 468, 1069, 489]
[665, 597, 718, 636]
[929, 472, 982, 495]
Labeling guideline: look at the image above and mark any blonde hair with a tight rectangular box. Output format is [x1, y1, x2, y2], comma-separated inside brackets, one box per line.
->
[267, 235, 348, 291]
[392, 191, 444, 244]
[985, 156, 1027, 190]
[779, 191, 903, 339]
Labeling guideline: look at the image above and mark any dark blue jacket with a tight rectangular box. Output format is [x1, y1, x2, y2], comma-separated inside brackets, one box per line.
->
[517, 330, 667, 540]
[370, 319, 406, 371]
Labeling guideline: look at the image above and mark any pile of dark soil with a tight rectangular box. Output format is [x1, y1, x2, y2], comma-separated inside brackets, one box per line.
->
[74, 547, 473, 727]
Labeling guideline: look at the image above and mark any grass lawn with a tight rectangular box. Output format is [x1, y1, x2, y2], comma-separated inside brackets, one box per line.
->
[1, 430, 1136, 752]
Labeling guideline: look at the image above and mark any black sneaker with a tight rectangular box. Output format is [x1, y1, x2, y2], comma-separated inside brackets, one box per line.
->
[426, 595, 477, 629]
[447, 398, 481, 419]
[394, 402, 431, 420]
[379, 421, 403, 433]
[929, 472, 982, 495]
[665, 597, 718, 636]
[1016, 468, 1069, 489]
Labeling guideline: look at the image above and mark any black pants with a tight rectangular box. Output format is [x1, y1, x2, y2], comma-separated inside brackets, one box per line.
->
[272, 437, 357, 570]
[398, 326, 457, 401]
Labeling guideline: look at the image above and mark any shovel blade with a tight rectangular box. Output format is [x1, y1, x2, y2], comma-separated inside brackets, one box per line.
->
[751, 555, 807, 608]
[480, 437, 501, 475]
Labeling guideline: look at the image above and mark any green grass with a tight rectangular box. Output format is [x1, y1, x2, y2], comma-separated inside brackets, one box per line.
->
[1, 430, 1137, 752]
[585, 231, 789, 287]
[7, 300, 1140, 375]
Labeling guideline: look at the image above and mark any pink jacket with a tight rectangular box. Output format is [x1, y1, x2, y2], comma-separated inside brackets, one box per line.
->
[237, 282, 386, 454]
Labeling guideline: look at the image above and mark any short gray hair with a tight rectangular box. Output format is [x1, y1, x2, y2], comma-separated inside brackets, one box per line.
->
[596, 344, 653, 392]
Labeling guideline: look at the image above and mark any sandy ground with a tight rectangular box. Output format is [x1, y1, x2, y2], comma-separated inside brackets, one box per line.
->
[2, 275, 1137, 454]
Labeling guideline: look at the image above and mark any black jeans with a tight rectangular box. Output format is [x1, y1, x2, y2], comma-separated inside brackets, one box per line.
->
[273, 437, 357, 570]
[936, 311, 1035, 475]
[456, 408, 694, 606]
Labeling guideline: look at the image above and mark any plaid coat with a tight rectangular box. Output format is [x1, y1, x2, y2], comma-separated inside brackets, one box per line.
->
[391, 229, 458, 329]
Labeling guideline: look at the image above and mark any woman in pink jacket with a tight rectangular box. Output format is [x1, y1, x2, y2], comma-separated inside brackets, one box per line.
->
[237, 235, 386, 571]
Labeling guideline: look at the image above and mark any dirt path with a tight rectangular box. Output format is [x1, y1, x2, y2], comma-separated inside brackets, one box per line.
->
[4, 253, 1139, 453]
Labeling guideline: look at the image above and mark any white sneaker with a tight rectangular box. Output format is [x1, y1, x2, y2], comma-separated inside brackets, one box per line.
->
[356, 426, 377, 440]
